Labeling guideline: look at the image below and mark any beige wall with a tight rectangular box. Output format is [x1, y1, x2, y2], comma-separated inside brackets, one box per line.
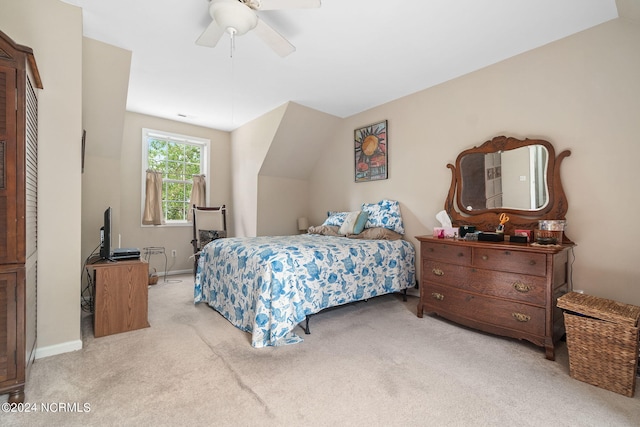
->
[233, 102, 340, 237]
[257, 176, 309, 236]
[0, 0, 84, 355]
[231, 104, 287, 237]
[118, 112, 232, 275]
[81, 37, 131, 280]
[309, 17, 640, 305]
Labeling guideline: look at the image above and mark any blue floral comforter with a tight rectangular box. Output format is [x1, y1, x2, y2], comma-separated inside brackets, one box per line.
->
[194, 234, 416, 347]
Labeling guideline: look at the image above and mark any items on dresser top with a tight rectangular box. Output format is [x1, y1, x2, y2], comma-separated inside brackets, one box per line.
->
[535, 220, 567, 245]
[477, 231, 504, 242]
[416, 236, 573, 360]
[458, 225, 476, 237]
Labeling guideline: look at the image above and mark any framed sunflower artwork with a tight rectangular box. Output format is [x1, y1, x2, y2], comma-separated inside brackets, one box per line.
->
[354, 120, 388, 182]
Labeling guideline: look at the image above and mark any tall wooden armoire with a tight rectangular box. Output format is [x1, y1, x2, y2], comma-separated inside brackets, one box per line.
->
[0, 30, 42, 404]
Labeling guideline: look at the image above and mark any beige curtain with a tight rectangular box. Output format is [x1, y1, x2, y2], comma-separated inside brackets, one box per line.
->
[188, 174, 206, 222]
[142, 170, 164, 225]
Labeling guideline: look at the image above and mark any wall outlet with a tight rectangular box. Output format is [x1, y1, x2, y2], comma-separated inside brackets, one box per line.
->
[171, 249, 177, 257]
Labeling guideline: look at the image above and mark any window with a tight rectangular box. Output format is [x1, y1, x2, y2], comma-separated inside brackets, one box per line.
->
[142, 128, 209, 224]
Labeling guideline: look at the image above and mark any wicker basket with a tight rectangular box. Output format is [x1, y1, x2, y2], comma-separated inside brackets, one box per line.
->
[557, 292, 640, 397]
[148, 268, 159, 285]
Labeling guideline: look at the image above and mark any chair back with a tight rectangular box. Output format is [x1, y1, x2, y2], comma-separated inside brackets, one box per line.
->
[192, 205, 227, 251]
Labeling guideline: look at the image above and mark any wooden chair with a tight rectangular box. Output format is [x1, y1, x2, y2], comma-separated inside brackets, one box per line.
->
[191, 204, 227, 277]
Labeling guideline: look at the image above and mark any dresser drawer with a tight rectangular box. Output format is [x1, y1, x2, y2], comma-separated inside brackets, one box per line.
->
[422, 260, 546, 305]
[423, 283, 546, 336]
[421, 241, 471, 266]
[473, 247, 547, 277]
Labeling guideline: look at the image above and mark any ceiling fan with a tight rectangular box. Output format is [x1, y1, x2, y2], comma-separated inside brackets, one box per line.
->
[196, 0, 321, 57]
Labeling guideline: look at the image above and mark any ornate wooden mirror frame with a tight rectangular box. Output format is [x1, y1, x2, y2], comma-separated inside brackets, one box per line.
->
[444, 136, 572, 242]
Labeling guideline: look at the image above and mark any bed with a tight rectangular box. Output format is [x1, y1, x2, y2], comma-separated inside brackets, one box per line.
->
[194, 200, 416, 348]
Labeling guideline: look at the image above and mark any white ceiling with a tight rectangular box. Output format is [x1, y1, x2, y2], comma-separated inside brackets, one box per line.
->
[61, 0, 618, 131]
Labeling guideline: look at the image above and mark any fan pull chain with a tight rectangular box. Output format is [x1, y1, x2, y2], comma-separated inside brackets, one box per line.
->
[228, 28, 237, 58]
[230, 37, 235, 126]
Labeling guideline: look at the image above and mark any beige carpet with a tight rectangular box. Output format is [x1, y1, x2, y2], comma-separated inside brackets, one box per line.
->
[3, 274, 640, 426]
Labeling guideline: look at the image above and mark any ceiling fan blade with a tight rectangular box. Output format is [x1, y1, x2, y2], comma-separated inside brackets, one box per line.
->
[254, 18, 296, 57]
[258, 0, 321, 11]
[196, 20, 225, 47]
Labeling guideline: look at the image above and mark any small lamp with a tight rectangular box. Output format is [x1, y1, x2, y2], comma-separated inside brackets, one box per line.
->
[297, 217, 309, 233]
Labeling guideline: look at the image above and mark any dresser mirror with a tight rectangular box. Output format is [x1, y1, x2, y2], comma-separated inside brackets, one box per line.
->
[444, 136, 572, 240]
[460, 144, 549, 211]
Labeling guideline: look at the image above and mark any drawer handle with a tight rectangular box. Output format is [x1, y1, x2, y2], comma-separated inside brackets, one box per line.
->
[458, 252, 464, 257]
[428, 247, 434, 252]
[431, 292, 444, 301]
[482, 255, 488, 261]
[512, 312, 531, 322]
[432, 268, 444, 276]
[529, 260, 536, 266]
[513, 282, 531, 293]
[504, 251, 511, 255]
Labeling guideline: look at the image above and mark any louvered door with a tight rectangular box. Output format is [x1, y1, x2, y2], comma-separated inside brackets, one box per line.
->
[24, 73, 37, 370]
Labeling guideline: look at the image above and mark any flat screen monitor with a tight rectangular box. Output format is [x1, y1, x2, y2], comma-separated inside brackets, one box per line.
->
[100, 207, 112, 260]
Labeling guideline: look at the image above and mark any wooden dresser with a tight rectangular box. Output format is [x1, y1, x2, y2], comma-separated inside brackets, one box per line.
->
[416, 236, 572, 360]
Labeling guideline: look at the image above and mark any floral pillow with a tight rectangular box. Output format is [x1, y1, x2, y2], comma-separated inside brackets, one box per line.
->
[322, 211, 350, 227]
[361, 199, 405, 235]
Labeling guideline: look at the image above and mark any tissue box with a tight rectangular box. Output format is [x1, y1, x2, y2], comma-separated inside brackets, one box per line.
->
[433, 227, 459, 238]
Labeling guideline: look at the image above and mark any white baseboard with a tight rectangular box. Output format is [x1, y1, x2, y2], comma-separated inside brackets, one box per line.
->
[35, 340, 83, 360]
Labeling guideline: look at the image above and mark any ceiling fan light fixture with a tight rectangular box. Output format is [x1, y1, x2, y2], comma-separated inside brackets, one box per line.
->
[197, 0, 320, 56]
[211, 0, 258, 36]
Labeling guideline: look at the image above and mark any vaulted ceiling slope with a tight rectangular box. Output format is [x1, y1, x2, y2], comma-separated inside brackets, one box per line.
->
[61, 0, 618, 131]
[259, 102, 340, 180]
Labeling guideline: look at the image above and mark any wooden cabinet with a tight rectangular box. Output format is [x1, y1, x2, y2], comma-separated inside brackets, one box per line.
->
[416, 236, 572, 360]
[0, 30, 42, 404]
[90, 260, 149, 338]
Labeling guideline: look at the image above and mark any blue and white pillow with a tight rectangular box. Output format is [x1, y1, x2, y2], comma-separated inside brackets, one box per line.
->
[361, 199, 405, 235]
[322, 211, 350, 227]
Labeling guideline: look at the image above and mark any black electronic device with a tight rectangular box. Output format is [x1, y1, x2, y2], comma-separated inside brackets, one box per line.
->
[112, 248, 141, 260]
[477, 232, 504, 242]
[509, 235, 529, 244]
[459, 225, 476, 238]
[99, 207, 112, 260]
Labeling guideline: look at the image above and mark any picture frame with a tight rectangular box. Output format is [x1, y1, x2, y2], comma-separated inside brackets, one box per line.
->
[354, 120, 388, 182]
